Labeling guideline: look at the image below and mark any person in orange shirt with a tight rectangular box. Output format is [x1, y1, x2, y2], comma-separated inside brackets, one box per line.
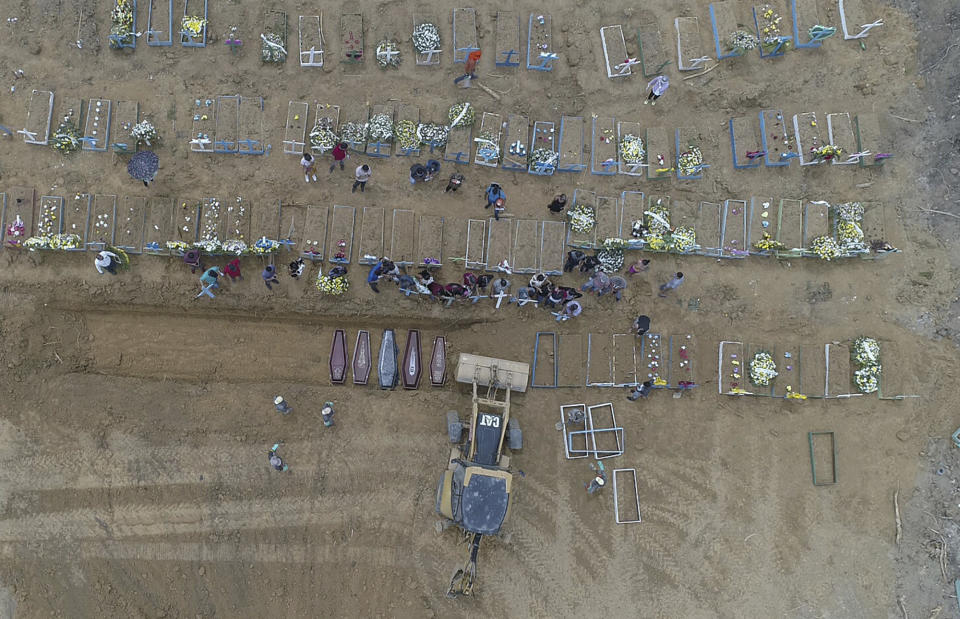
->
[454, 50, 481, 86]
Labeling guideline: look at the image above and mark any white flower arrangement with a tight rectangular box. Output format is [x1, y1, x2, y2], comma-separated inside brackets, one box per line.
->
[368, 114, 394, 142]
[567, 203, 596, 234]
[749, 351, 778, 387]
[394, 120, 419, 151]
[375, 39, 401, 68]
[835, 202, 866, 253]
[618, 133, 645, 164]
[678, 146, 704, 176]
[810, 235, 842, 260]
[853, 337, 880, 366]
[602, 238, 628, 250]
[194, 239, 221, 254]
[448, 102, 475, 128]
[417, 123, 449, 147]
[260, 31, 287, 63]
[309, 115, 338, 153]
[728, 30, 758, 52]
[670, 226, 696, 253]
[412, 23, 440, 53]
[597, 248, 624, 272]
[131, 120, 159, 146]
[529, 147, 559, 170]
[222, 239, 249, 255]
[854, 365, 881, 393]
[339, 121, 368, 145]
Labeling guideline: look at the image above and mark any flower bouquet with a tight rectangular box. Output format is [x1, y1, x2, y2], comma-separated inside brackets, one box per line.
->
[222, 239, 249, 255]
[618, 133, 645, 165]
[476, 130, 500, 160]
[260, 31, 287, 63]
[835, 202, 866, 253]
[376, 39, 401, 68]
[52, 233, 82, 250]
[597, 238, 625, 272]
[567, 203, 596, 234]
[448, 102, 475, 128]
[528, 148, 558, 170]
[340, 121, 368, 146]
[166, 240, 189, 252]
[728, 30, 758, 54]
[131, 120, 159, 147]
[757, 4, 790, 53]
[252, 237, 280, 254]
[852, 337, 882, 394]
[412, 23, 440, 53]
[417, 123, 449, 147]
[670, 226, 696, 253]
[316, 269, 349, 295]
[181, 15, 207, 38]
[753, 231, 785, 252]
[51, 119, 82, 154]
[109, 0, 135, 48]
[854, 365, 881, 393]
[749, 351, 778, 387]
[309, 115, 338, 153]
[394, 120, 419, 151]
[368, 113, 394, 142]
[601, 237, 628, 250]
[810, 235, 842, 260]
[813, 144, 843, 161]
[642, 199, 671, 248]
[24, 236, 52, 250]
[194, 239, 221, 254]
[677, 146, 704, 177]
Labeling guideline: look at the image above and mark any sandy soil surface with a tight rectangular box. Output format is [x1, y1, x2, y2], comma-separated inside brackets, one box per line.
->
[0, 0, 959, 617]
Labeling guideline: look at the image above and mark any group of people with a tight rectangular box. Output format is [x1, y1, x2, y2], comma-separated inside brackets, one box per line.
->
[300, 143, 372, 193]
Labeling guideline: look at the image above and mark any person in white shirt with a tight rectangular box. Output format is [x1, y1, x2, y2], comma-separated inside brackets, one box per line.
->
[352, 164, 371, 193]
[94, 250, 120, 275]
[301, 152, 318, 183]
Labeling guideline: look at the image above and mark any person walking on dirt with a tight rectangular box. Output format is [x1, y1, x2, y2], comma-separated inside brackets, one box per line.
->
[627, 380, 653, 401]
[94, 249, 121, 275]
[352, 164, 372, 193]
[644, 75, 669, 106]
[485, 183, 505, 210]
[547, 193, 567, 214]
[658, 272, 684, 298]
[199, 266, 222, 290]
[262, 264, 280, 290]
[454, 50, 482, 87]
[445, 172, 464, 193]
[268, 443, 289, 471]
[274, 396, 293, 415]
[301, 152, 318, 183]
[223, 258, 242, 281]
[329, 142, 349, 172]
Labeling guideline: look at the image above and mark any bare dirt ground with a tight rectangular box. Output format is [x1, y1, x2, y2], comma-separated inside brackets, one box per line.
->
[0, 0, 959, 617]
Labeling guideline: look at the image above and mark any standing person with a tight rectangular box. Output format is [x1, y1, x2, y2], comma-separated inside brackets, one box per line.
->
[454, 49, 482, 86]
[491, 277, 511, 297]
[581, 270, 610, 295]
[262, 264, 280, 290]
[579, 255, 601, 273]
[627, 380, 653, 401]
[542, 287, 565, 309]
[396, 273, 418, 296]
[199, 266, 222, 290]
[627, 258, 651, 275]
[445, 172, 464, 193]
[329, 142, 349, 172]
[183, 249, 203, 274]
[409, 163, 427, 185]
[321, 402, 336, 427]
[223, 258, 242, 281]
[289, 257, 305, 279]
[602, 275, 628, 302]
[564, 250, 585, 273]
[352, 164, 372, 193]
[418, 269, 435, 289]
[301, 152, 318, 183]
[94, 249, 121, 275]
[378, 259, 399, 283]
[367, 259, 384, 293]
[561, 300, 583, 320]
[475, 274, 491, 294]
[633, 315, 651, 337]
[644, 74, 669, 106]
[658, 272, 684, 297]
[274, 396, 293, 415]
[484, 183, 505, 210]
[268, 443, 289, 471]
[547, 193, 567, 214]
[493, 199, 505, 221]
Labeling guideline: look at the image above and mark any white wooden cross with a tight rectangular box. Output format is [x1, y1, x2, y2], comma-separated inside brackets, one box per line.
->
[613, 57, 640, 76]
[376, 46, 399, 65]
[492, 290, 510, 309]
[419, 48, 442, 64]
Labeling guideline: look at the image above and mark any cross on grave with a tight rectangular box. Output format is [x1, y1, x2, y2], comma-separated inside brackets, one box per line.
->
[17, 128, 38, 141]
[533, 51, 558, 70]
[552, 311, 569, 322]
[420, 48, 441, 64]
[376, 46, 399, 64]
[469, 294, 488, 304]
[78, 136, 98, 147]
[844, 151, 871, 163]
[492, 290, 510, 308]
[195, 282, 217, 299]
[499, 49, 519, 65]
[302, 47, 322, 64]
[613, 57, 640, 76]
[510, 295, 538, 307]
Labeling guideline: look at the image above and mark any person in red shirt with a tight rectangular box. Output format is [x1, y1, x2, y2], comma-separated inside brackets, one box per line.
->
[329, 142, 349, 172]
[454, 50, 481, 86]
[223, 258, 242, 281]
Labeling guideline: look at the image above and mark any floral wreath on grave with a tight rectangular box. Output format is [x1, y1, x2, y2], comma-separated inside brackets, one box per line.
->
[753, 231, 785, 251]
[23, 234, 82, 251]
[340, 121, 368, 145]
[567, 203, 596, 234]
[131, 120, 160, 147]
[309, 115, 338, 152]
[448, 102, 475, 128]
[368, 114, 394, 142]
[109, 0, 135, 48]
[394, 120, 419, 151]
[182, 15, 208, 38]
[166, 240, 190, 252]
[417, 123, 449, 147]
[260, 31, 287, 63]
[51, 119, 83, 154]
[222, 239, 249, 255]
[810, 235, 842, 260]
[476, 130, 500, 159]
[618, 133, 645, 164]
[412, 23, 440, 53]
[852, 336, 881, 393]
[757, 5, 791, 52]
[727, 30, 758, 53]
[597, 238, 626, 272]
[528, 148, 559, 170]
[814, 144, 843, 161]
[749, 351, 778, 387]
[251, 237, 280, 254]
[670, 226, 696, 253]
[376, 39, 402, 68]
[835, 202, 866, 253]
[316, 269, 349, 295]
[642, 199, 671, 248]
[677, 146, 704, 177]
[194, 239, 222, 254]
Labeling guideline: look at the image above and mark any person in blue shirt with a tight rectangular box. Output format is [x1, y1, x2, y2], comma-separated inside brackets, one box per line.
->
[485, 183, 505, 210]
[367, 259, 384, 293]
